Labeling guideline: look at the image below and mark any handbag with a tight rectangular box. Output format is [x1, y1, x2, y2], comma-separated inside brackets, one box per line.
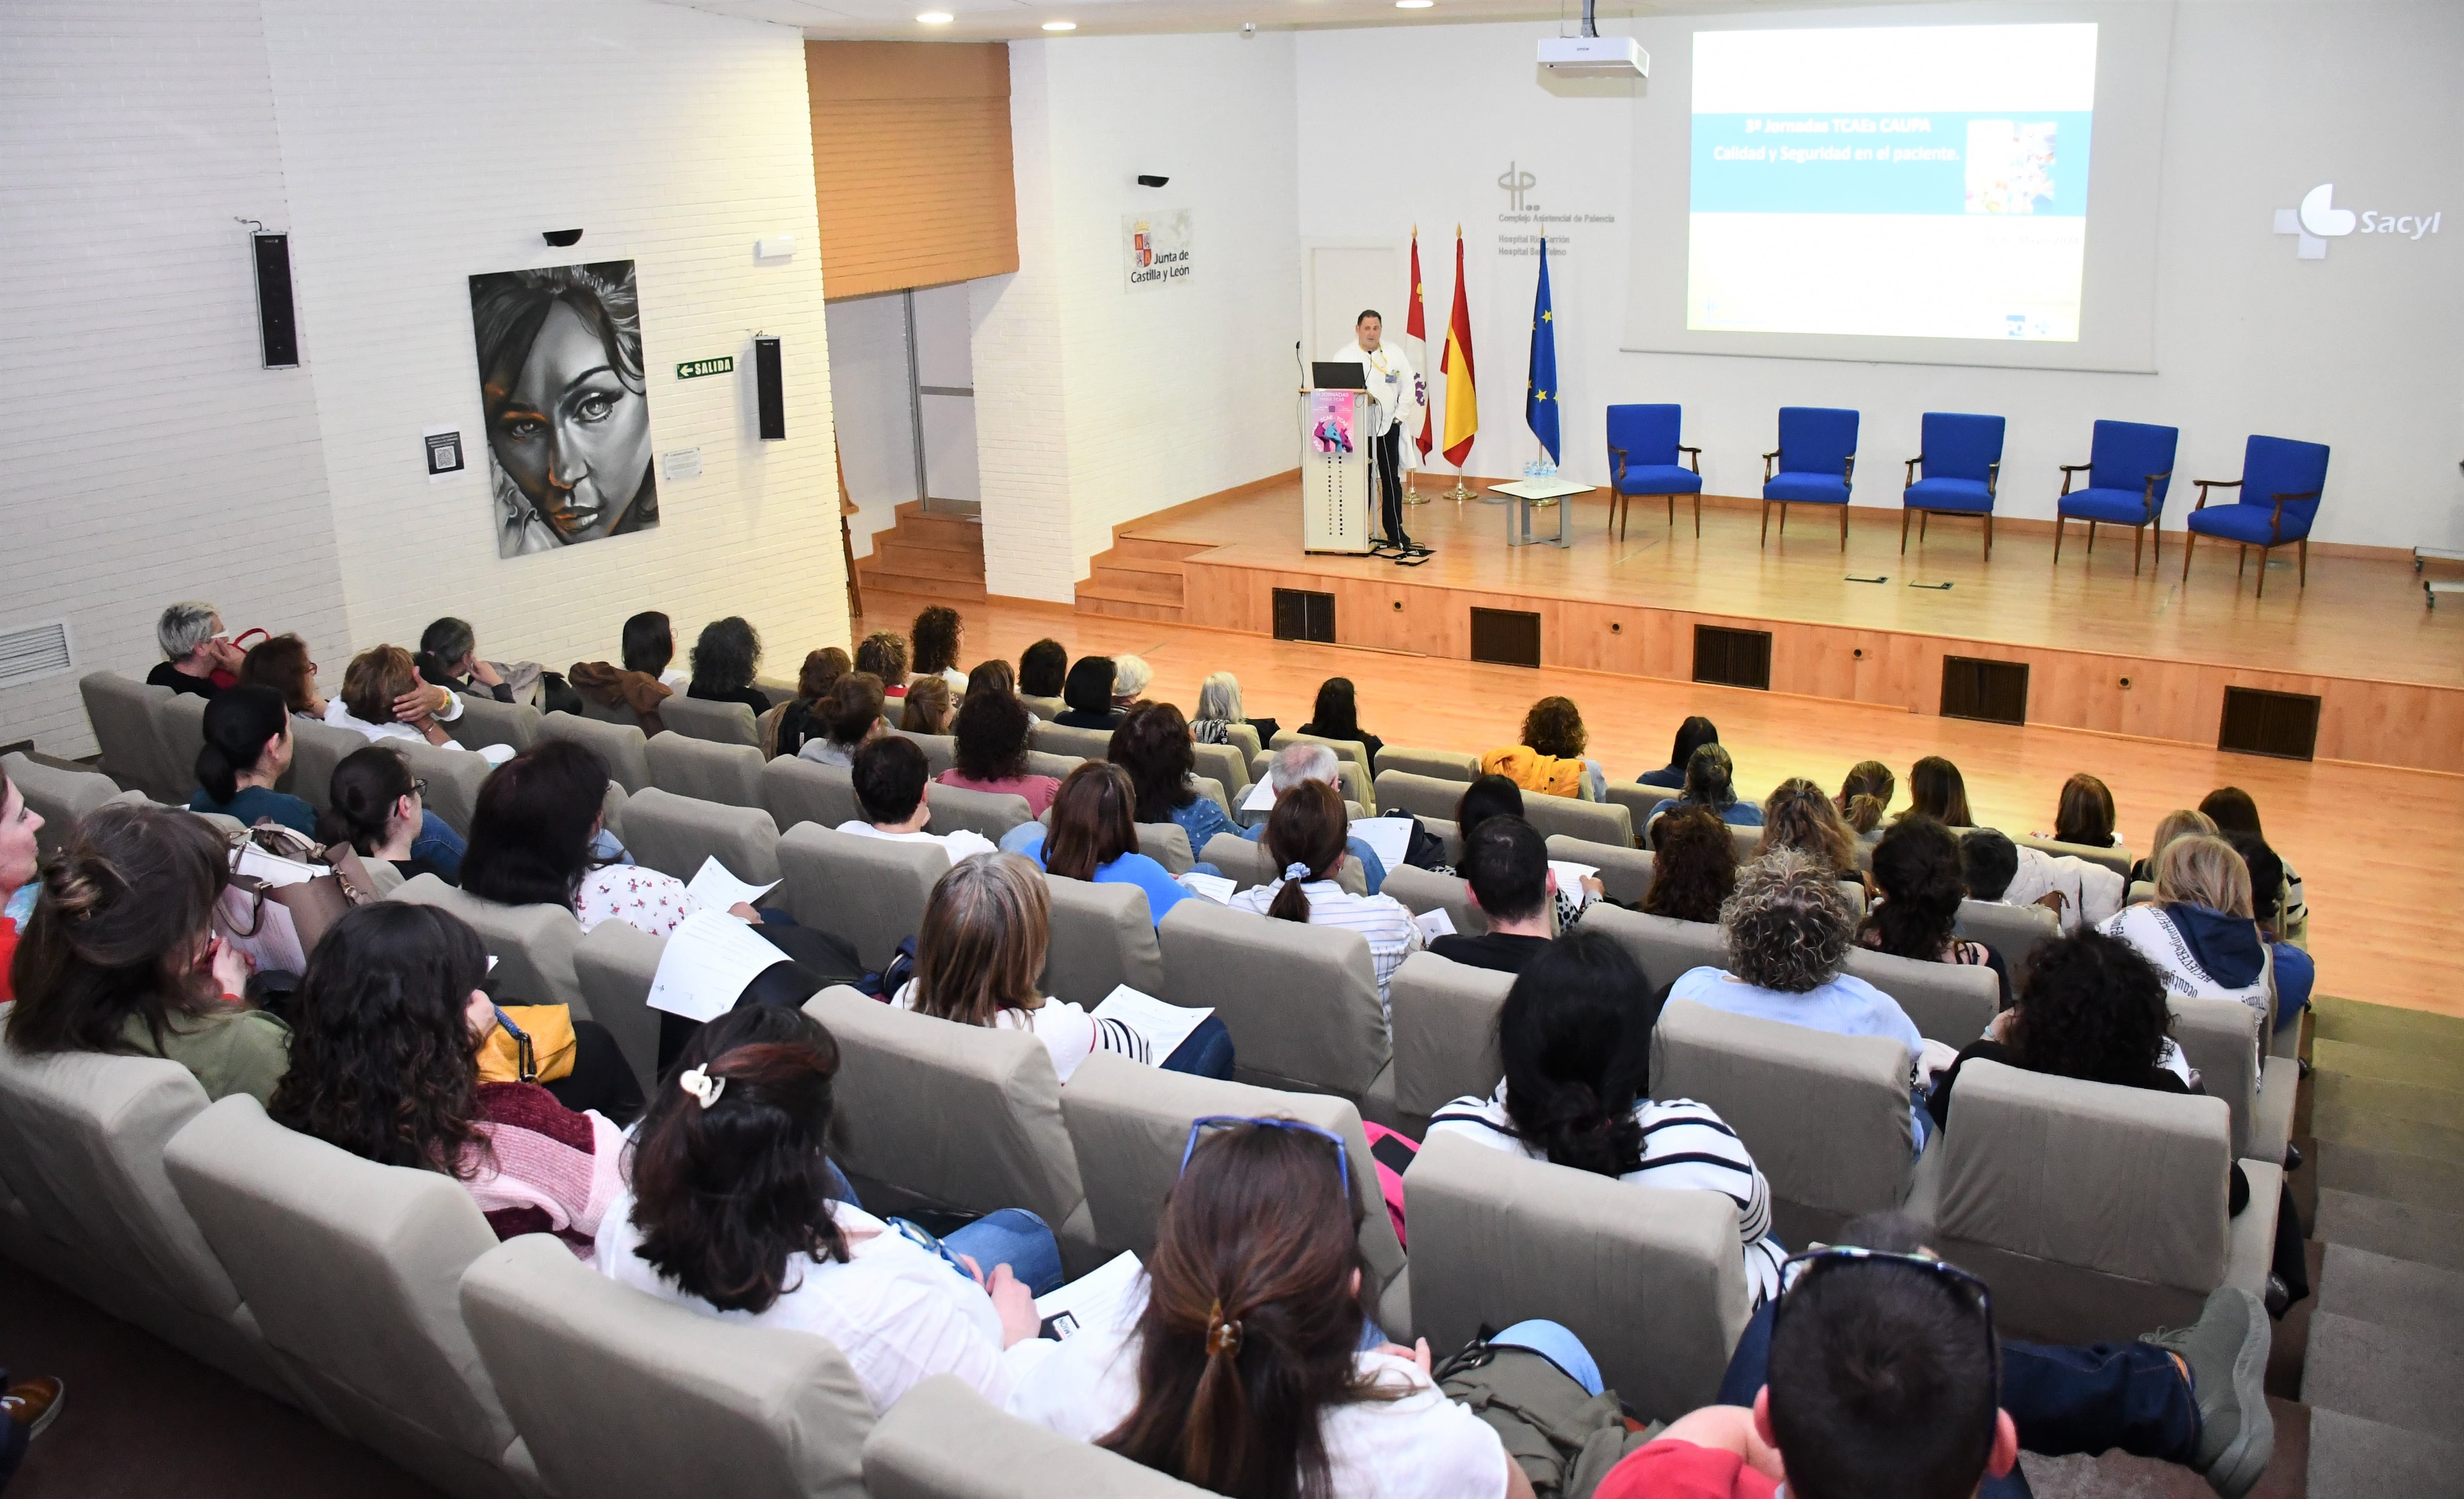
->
[210, 626, 273, 689]
[478, 1004, 578, 1084]
[217, 825, 382, 970]
[1435, 1338, 1655, 1499]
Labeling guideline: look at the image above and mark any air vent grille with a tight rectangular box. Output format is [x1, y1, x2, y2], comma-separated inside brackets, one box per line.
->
[0, 621, 72, 689]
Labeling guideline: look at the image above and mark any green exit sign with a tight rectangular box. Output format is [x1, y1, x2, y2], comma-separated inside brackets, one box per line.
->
[676, 356, 734, 380]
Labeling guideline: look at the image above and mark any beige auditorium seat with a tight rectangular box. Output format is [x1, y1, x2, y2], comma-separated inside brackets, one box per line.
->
[1416, 813, 1464, 868]
[2, 751, 120, 858]
[1585, 904, 1726, 992]
[1650, 1000, 1918, 1248]
[1389, 952, 1510, 1136]
[658, 693, 760, 749]
[2127, 878, 2155, 906]
[158, 690, 210, 794]
[776, 825, 944, 970]
[0, 1038, 296, 1403]
[890, 729, 957, 778]
[1379, 865, 1487, 942]
[1017, 694, 1066, 723]
[444, 697, 540, 754]
[755, 675, 800, 703]
[1129, 821, 1194, 874]
[1199, 831, 1366, 895]
[537, 712, 653, 794]
[1156, 900, 1395, 1125]
[1840, 947, 1999, 1045]
[865, 1376, 1211, 1499]
[80, 672, 185, 802]
[647, 732, 763, 807]
[389, 874, 590, 1016]
[1408, 1131, 1751, 1422]
[1956, 899, 2060, 989]
[1378, 746, 1480, 782]
[1268, 728, 1373, 777]
[462, 1235, 872, 1499]
[1190, 740, 1249, 800]
[1023, 748, 1081, 781]
[165, 1095, 538, 1499]
[2017, 833, 2134, 880]
[1042, 875, 1167, 1001]
[1261, 751, 1375, 815]
[393, 737, 493, 837]
[577, 693, 640, 729]
[803, 987, 1097, 1269]
[600, 781, 630, 845]
[286, 718, 373, 813]
[1726, 824, 1763, 862]
[923, 781, 1032, 843]
[1029, 722, 1114, 762]
[620, 786, 782, 886]
[762, 754, 862, 835]
[1545, 834, 1655, 906]
[1057, 1054, 1410, 1335]
[1601, 782, 1664, 838]
[1484, 781, 1630, 847]
[2172, 996, 2297, 1166]
[1901, 1059, 2279, 1344]
[571, 917, 666, 1092]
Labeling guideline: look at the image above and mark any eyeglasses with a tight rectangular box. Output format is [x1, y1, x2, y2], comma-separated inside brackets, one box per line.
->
[1179, 1115, 1350, 1187]
[408, 779, 428, 799]
[1773, 1246, 2000, 1407]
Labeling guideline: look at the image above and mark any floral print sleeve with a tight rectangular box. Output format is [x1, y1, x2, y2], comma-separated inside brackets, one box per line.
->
[572, 865, 700, 938]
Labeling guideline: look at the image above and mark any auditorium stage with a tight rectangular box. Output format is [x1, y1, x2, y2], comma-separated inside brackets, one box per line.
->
[1093, 475, 2464, 776]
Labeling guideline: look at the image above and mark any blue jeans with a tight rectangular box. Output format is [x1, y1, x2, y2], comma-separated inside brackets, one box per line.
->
[1494, 1319, 1605, 1396]
[907, 1208, 1067, 1297]
[1161, 1015, 1236, 1080]
[414, 810, 467, 881]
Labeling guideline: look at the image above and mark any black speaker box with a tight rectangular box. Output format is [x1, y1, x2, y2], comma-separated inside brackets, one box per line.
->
[252, 233, 299, 368]
[754, 336, 785, 440]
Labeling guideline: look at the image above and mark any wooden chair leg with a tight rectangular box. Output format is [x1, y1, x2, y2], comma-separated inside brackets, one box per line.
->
[2151, 519, 2161, 568]
[2053, 517, 2065, 565]
[1900, 508, 1913, 554]
[1983, 514, 1993, 562]
[1761, 501, 1772, 547]
[1695, 494, 1703, 540]
[2299, 538, 2308, 588]
[2238, 545, 2248, 581]
[2087, 520, 2097, 555]
[2255, 546, 2267, 599]
[1780, 504, 1788, 536]
[2181, 528, 2196, 582]
[1666, 493, 1675, 528]
[2131, 525, 2143, 576]
[1921, 512, 1930, 541]
[1837, 504, 1847, 551]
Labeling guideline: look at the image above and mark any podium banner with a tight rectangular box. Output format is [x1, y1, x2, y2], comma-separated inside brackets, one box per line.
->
[1300, 389, 1372, 555]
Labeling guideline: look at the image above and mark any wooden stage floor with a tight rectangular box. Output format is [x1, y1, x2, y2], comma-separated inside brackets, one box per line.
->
[1124, 480, 2464, 774]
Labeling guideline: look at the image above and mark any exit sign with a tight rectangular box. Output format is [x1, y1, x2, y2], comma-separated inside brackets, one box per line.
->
[675, 356, 734, 380]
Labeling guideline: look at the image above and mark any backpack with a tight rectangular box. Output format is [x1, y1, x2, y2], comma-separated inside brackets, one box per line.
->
[1434, 1337, 1658, 1499]
[854, 936, 920, 1000]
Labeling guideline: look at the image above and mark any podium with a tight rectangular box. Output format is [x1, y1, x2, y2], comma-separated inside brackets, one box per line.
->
[1300, 388, 1373, 555]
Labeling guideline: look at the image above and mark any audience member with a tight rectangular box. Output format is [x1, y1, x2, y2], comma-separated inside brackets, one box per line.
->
[1431, 930, 1786, 1304]
[1236, 743, 1390, 894]
[320, 747, 453, 889]
[146, 601, 241, 699]
[325, 644, 468, 750]
[776, 647, 850, 759]
[1481, 696, 1603, 801]
[1925, 930, 2194, 1132]
[2198, 788, 2305, 943]
[1638, 716, 1719, 791]
[1836, 760, 1895, 839]
[1011, 1120, 1547, 1499]
[1905, 755, 1975, 827]
[2048, 772, 2120, 848]
[1012, 763, 1191, 925]
[1191, 670, 1278, 747]
[1963, 825, 2123, 933]
[1641, 805, 1738, 925]
[237, 632, 325, 720]
[1429, 817, 1555, 974]
[1668, 850, 1929, 1145]
[938, 688, 1060, 815]
[1111, 701, 1238, 857]
[269, 903, 634, 1255]
[621, 610, 686, 689]
[1755, 777, 1861, 883]
[2128, 808, 2217, 886]
[685, 616, 771, 714]
[1297, 676, 1383, 773]
[798, 672, 889, 768]
[899, 676, 953, 735]
[1018, 637, 1069, 700]
[911, 606, 969, 690]
[1958, 830, 2044, 912]
[1430, 775, 1600, 931]
[417, 616, 519, 705]
[964, 658, 1016, 700]
[1055, 656, 1124, 729]
[596, 1005, 1066, 1415]
[1647, 743, 1762, 836]
[0, 764, 44, 1003]
[189, 685, 314, 834]
[1231, 779, 1421, 1015]
[2100, 835, 2270, 1021]
[1860, 815, 2006, 1004]
[855, 631, 912, 700]
[5, 803, 286, 1105]
[2226, 832, 2309, 1035]
[838, 737, 996, 866]
[1111, 654, 1154, 709]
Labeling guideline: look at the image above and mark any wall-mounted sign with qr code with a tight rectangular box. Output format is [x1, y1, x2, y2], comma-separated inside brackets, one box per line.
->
[423, 425, 466, 485]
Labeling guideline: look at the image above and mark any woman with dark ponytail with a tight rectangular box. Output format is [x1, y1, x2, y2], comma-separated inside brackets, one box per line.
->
[1427, 931, 1786, 1307]
[318, 746, 452, 887]
[1228, 779, 1420, 1016]
[1012, 1120, 1548, 1499]
[1860, 814, 2006, 1003]
[189, 684, 315, 834]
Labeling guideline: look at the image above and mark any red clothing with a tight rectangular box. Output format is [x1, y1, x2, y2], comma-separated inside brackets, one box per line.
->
[0, 918, 16, 1003]
[935, 769, 1062, 818]
[1594, 1440, 1777, 1499]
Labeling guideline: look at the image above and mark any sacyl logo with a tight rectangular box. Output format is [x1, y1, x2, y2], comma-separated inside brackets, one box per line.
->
[1499, 162, 1539, 212]
[2274, 183, 2441, 259]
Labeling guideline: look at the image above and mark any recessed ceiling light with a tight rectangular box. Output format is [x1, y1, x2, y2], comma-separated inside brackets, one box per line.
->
[1396, 1, 1434, 8]
[916, 10, 953, 21]
[1042, 19, 1076, 29]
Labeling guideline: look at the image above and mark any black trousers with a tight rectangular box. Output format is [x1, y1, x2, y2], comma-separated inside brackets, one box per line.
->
[1372, 423, 1408, 547]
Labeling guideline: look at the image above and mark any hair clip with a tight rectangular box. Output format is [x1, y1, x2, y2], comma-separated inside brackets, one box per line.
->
[678, 1065, 726, 1110]
[1283, 862, 1311, 881]
[1204, 1299, 1243, 1358]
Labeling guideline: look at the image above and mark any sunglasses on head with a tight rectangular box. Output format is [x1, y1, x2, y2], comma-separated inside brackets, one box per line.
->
[1774, 1245, 2001, 1406]
[1179, 1115, 1351, 1188]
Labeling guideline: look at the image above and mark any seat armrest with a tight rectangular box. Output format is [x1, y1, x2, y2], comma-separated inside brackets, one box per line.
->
[1678, 445, 1702, 475]
[1903, 455, 1922, 485]
[2190, 477, 2240, 510]
[2224, 1159, 2284, 1296]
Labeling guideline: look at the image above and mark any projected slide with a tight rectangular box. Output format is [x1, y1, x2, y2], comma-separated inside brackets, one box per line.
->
[1687, 24, 2097, 343]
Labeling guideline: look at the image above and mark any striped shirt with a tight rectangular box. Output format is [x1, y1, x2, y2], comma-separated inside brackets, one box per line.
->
[890, 981, 1147, 1082]
[1428, 1082, 1787, 1306]
[1228, 878, 1424, 1017]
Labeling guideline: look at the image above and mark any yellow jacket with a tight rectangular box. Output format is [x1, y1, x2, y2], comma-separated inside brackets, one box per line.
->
[1480, 745, 1587, 800]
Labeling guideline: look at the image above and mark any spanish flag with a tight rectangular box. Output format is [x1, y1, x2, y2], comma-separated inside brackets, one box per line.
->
[1440, 227, 1478, 467]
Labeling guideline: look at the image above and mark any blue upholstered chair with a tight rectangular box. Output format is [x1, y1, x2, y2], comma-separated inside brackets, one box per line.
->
[1760, 407, 1858, 550]
[2183, 435, 2330, 597]
[1899, 412, 2005, 560]
[2054, 420, 2178, 574]
[1605, 404, 1704, 539]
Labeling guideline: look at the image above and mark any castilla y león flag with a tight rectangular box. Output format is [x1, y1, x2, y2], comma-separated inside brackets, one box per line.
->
[1440, 227, 1478, 467]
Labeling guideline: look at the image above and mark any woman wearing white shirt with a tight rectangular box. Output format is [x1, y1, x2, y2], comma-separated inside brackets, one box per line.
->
[1229, 779, 1422, 1018]
[1009, 1119, 1547, 1499]
[324, 644, 515, 766]
[597, 1006, 1065, 1416]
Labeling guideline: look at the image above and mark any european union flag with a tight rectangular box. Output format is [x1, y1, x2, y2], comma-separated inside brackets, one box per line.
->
[1525, 237, 1559, 465]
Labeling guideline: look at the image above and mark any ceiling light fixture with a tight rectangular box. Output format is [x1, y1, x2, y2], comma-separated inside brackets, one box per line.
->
[916, 10, 953, 22]
[1042, 19, 1076, 29]
[1396, 2, 1434, 8]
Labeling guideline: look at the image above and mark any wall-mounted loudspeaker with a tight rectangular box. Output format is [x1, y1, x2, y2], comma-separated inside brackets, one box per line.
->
[252, 233, 299, 368]
[753, 336, 785, 441]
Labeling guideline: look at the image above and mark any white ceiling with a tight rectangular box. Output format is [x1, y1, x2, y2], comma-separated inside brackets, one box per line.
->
[654, 0, 1849, 45]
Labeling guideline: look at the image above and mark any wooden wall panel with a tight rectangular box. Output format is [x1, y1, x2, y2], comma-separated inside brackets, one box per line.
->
[807, 42, 1017, 299]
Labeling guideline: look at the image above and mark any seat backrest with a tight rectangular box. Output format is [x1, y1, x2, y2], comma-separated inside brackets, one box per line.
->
[2243, 433, 2330, 523]
[1584, 904, 1725, 994]
[163, 1095, 521, 1497]
[1547, 834, 1654, 906]
[1373, 768, 1465, 823]
[647, 732, 764, 807]
[1777, 406, 1858, 476]
[1189, 740, 1249, 799]
[1022, 748, 1081, 781]
[1156, 900, 1390, 1106]
[1651, 1001, 1914, 1245]
[1954, 899, 2059, 990]
[762, 754, 862, 835]
[463, 1234, 871, 1499]
[1726, 823, 1761, 862]
[1017, 694, 1066, 723]
[387, 873, 590, 1016]
[1407, 1131, 1748, 1421]
[1600, 782, 1662, 837]
[1519, 793, 1632, 848]
[1268, 728, 1372, 775]
[578, 694, 641, 728]
[1131, 821, 1195, 874]
[443, 696, 540, 754]
[890, 729, 958, 778]
[2170, 996, 2266, 1162]
[620, 786, 782, 884]
[538, 712, 654, 793]
[865, 1375, 1212, 1499]
[79, 673, 184, 802]
[1200, 830, 1366, 896]
[1256, 752, 1372, 814]
[775, 824, 944, 970]
[1605, 402, 1682, 467]
[158, 691, 211, 797]
[286, 718, 372, 812]
[1028, 722, 1114, 762]
[1379, 865, 1486, 939]
[1377, 745, 1478, 782]
[1420, 814, 1464, 868]
[2088, 419, 2178, 505]
[1219, 722, 1264, 760]
[1839, 946, 1998, 1045]
[1041, 875, 1167, 1001]
[658, 694, 760, 749]
[2015, 834, 2133, 879]
[801, 987, 1089, 1254]
[1920, 411, 2005, 481]
[1389, 952, 1510, 1131]
[391, 737, 493, 837]
[3, 752, 120, 858]
[571, 917, 666, 1093]
[923, 781, 1031, 843]
[1058, 1055, 1408, 1331]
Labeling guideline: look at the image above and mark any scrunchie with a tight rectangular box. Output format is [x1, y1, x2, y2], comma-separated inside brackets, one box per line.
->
[678, 1065, 727, 1110]
[1204, 1298, 1242, 1358]
[1283, 863, 1311, 882]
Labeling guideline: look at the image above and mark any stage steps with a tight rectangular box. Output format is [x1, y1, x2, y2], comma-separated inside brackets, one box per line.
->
[856, 500, 985, 604]
[1075, 534, 1212, 623]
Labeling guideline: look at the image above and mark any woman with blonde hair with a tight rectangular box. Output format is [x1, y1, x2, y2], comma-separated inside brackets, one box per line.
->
[1756, 777, 1860, 882]
[1836, 760, 1895, 838]
[2097, 835, 2270, 1021]
[1480, 696, 1602, 801]
[2127, 808, 2217, 886]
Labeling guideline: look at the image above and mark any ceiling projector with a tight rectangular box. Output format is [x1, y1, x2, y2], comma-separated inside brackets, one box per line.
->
[1539, 35, 1648, 76]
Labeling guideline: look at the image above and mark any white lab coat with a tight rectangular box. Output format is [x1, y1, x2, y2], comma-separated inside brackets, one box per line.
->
[1341, 341, 1424, 440]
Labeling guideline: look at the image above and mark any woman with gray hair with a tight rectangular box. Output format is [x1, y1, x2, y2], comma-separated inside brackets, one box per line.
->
[1667, 848, 1932, 1146]
[1188, 670, 1278, 747]
[147, 601, 242, 698]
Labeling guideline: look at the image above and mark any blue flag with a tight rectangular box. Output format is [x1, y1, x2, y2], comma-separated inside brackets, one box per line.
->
[1525, 237, 1560, 465]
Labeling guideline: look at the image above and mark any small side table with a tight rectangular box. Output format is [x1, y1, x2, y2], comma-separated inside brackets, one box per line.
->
[1490, 478, 1595, 549]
